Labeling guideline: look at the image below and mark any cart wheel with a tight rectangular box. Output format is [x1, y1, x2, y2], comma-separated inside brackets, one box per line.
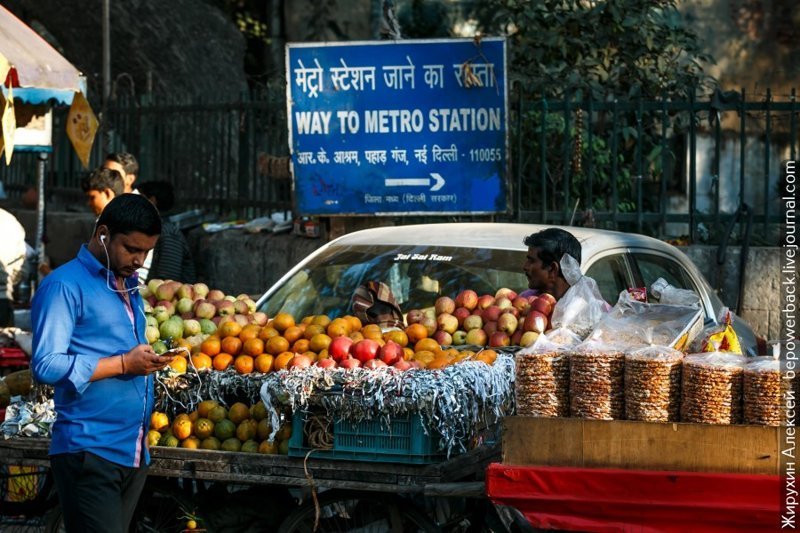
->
[277, 490, 441, 533]
[130, 479, 197, 533]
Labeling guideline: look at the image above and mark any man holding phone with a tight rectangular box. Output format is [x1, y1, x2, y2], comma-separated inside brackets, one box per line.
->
[31, 194, 170, 532]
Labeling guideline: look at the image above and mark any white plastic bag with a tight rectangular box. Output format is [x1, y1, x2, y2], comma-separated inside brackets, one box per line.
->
[550, 254, 608, 338]
[650, 277, 700, 307]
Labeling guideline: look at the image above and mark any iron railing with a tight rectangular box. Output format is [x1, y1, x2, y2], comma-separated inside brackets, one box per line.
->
[0, 87, 796, 244]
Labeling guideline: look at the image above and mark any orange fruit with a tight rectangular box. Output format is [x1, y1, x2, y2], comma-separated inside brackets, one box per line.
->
[414, 338, 440, 353]
[271, 312, 296, 332]
[239, 324, 261, 342]
[303, 324, 326, 340]
[174, 338, 193, 353]
[274, 351, 295, 371]
[265, 336, 290, 355]
[283, 326, 303, 344]
[191, 353, 213, 371]
[348, 331, 364, 343]
[181, 436, 201, 449]
[200, 336, 221, 357]
[291, 338, 310, 354]
[475, 349, 497, 365]
[150, 411, 170, 431]
[311, 314, 331, 327]
[258, 327, 280, 341]
[301, 315, 314, 325]
[168, 355, 188, 374]
[254, 353, 274, 373]
[221, 336, 243, 356]
[213, 352, 234, 371]
[228, 402, 251, 424]
[172, 416, 193, 440]
[197, 400, 219, 418]
[234, 354, 254, 374]
[194, 418, 215, 440]
[405, 323, 428, 344]
[344, 315, 362, 333]
[426, 357, 451, 370]
[361, 324, 383, 341]
[218, 321, 243, 338]
[383, 329, 409, 347]
[301, 351, 318, 362]
[414, 350, 436, 365]
[309, 333, 332, 353]
[327, 318, 350, 338]
[243, 338, 265, 357]
[317, 349, 329, 360]
[403, 347, 415, 360]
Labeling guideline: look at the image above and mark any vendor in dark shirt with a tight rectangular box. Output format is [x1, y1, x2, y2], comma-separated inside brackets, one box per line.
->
[521, 228, 582, 300]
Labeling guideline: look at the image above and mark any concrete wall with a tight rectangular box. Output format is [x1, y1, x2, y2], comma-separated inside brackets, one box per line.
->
[4, 207, 783, 339]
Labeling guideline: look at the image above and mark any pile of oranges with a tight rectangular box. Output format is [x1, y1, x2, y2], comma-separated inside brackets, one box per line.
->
[164, 311, 498, 375]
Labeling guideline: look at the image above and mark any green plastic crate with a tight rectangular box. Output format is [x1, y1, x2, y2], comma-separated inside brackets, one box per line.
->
[288, 410, 448, 464]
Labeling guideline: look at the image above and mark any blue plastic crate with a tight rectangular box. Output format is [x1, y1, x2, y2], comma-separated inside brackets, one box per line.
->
[288, 410, 448, 464]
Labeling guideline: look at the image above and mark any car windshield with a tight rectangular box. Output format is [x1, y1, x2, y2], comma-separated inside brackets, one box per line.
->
[259, 244, 528, 319]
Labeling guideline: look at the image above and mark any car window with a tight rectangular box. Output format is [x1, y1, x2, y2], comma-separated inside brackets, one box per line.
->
[585, 254, 630, 304]
[259, 244, 529, 319]
[632, 253, 695, 292]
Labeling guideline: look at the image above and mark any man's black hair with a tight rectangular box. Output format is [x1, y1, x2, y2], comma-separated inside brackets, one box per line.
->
[80, 168, 124, 195]
[97, 193, 161, 237]
[523, 228, 582, 268]
[138, 180, 175, 212]
[105, 152, 139, 176]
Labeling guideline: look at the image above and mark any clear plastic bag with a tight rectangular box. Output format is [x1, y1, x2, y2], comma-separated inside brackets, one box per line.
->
[550, 254, 609, 339]
[743, 355, 788, 426]
[569, 338, 625, 420]
[515, 332, 574, 418]
[624, 344, 684, 422]
[650, 277, 700, 307]
[680, 352, 746, 424]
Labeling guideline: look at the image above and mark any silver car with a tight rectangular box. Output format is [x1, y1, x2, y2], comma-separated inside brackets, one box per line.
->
[256, 223, 759, 355]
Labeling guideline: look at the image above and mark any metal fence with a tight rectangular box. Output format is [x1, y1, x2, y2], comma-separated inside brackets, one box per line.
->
[0, 87, 796, 244]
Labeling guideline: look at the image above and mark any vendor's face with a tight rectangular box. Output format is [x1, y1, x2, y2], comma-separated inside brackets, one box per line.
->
[100, 229, 158, 278]
[523, 246, 554, 291]
[86, 188, 115, 216]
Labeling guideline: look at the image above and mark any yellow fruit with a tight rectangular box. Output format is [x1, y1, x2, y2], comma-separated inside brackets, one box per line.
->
[254, 353, 274, 373]
[181, 436, 201, 449]
[257, 418, 272, 441]
[236, 420, 257, 442]
[193, 418, 215, 440]
[258, 440, 279, 454]
[150, 412, 170, 432]
[172, 417, 193, 440]
[200, 437, 221, 450]
[159, 431, 179, 447]
[251, 402, 268, 421]
[275, 422, 292, 442]
[271, 312, 296, 332]
[187, 519, 198, 530]
[221, 438, 242, 452]
[241, 440, 259, 453]
[208, 406, 228, 423]
[228, 402, 251, 425]
[147, 430, 161, 447]
[197, 399, 219, 419]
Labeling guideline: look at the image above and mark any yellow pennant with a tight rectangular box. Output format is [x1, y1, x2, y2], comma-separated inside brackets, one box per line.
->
[2, 84, 16, 165]
[66, 91, 98, 169]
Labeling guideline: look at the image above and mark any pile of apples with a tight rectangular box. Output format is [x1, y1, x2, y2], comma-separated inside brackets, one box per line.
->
[405, 287, 557, 349]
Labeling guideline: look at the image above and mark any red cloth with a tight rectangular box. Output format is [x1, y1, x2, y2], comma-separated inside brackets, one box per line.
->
[487, 463, 781, 532]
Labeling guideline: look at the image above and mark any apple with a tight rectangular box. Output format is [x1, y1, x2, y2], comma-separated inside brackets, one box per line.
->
[193, 283, 210, 299]
[463, 314, 483, 331]
[147, 278, 163, 296]
[207, 289, 226, 302]
[243, 298, 257, 313]
[532, 298, 553, 316]
[483, 305, 502, 323]
[422, 308, 437, 321]
[489, 331, 510, 347]
[145, 325, 160, 344]
[392, 359, 412, 371]
[512, 296, 531, 314]
[420, 316, 437, 336]
[364, 359, 388, 370]
[224, 295, 237, 303]
[406, 309, 424, 324]
[539, 293, 558, 308]
[139, 285, 153, 299]
[143, 301, 154, 314]
[455, 289, 479, 311]
[316, 358, 337, 369]
[288, 354, 312, 370]
[233, 313, 249, 327]
[497, 313, 518, 335]
[155, 281, 181, 302]
[465, 328, 487, 346]
[146, 295, 157, 307]
[452, 330, 467, 345]
[523, 310, 548, 333]
[156, 300, 175, 316]
[177, 283, 195, 300]
[215, 300, 235, 316]
[183, 319, 202, 336]
[496, 296, 513, 310]
[339, 356, 362, 370]
[176, 297, 194, 315]
[194, 301, 216, 320]
[153, 306, 171, 324]
[501, 307, 520, 318]
[520, 331, 540, 346]
[511, 330, 523, 346]
[329, 336, 354, 362]
[351, 339, 380, 363]
[476, 294, 495, 310]
[249, 311, 268, 326]
[379, 341, 403, 366]
[484, 321, 498, 337]
[453, 307, 471, 327]
[495, 288, 518, 301]
[436, 313, 459, 334]
[233, 300, 249, 315]
[432, 330, 453, 346]
[435, 296, 456, 315]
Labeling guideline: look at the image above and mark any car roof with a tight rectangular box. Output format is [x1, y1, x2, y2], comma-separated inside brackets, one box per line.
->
[327, 222, 680, 263]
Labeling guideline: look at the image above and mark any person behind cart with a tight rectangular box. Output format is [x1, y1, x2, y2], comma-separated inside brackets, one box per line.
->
[0, 208, 28, 327]
[521, 228, 582, 301]
[30, 194, 175, 532]
[81, 167, 125, 217]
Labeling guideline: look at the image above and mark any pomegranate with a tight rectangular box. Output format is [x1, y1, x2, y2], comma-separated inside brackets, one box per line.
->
[350, 339, 380, 363]
[338, 356, 361, 370]
[329, 336, 354, 362]
[379, 341, 403, 366]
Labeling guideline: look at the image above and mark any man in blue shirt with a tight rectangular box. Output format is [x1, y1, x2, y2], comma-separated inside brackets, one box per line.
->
[31, 194, 174, 532]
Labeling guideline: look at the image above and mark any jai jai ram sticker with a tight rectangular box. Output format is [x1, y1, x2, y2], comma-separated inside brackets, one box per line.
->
[286, 38, 508, 216]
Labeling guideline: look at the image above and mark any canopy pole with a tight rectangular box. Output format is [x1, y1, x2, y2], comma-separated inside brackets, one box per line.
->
[35, 152, 47, 289]
[101, 0, 111, 151]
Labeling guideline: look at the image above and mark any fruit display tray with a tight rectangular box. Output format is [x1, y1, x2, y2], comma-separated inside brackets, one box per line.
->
[289, 410, 448, 464]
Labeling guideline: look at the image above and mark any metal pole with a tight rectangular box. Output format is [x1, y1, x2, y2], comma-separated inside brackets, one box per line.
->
[102, 0, 111, 151]
[35, 152, 47, 286]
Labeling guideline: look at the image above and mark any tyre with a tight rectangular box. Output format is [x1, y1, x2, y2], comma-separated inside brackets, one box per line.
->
[278, 490, 440, 533]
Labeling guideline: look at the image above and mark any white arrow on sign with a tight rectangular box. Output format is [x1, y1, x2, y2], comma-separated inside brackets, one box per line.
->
[385, 173, 446, 192]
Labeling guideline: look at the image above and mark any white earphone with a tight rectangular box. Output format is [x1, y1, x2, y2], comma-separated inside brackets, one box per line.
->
[99, 231, 139, 294]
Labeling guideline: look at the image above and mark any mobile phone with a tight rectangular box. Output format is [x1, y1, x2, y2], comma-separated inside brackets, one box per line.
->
[161, 348, 184, 358]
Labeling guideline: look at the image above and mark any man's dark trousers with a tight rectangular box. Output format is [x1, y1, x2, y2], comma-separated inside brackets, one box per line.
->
[50, 451, 148, 532]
